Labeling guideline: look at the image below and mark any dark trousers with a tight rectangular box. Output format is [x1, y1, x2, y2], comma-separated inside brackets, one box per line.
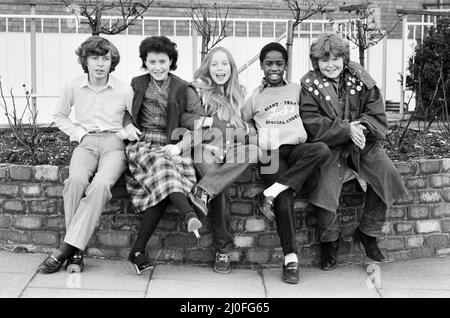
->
[193, 144, 259, 253]
[260, 142, 330, 255]
[316, 184, 387, 242]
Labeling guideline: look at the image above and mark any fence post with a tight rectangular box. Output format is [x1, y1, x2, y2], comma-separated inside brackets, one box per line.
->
[286, 20, 293, 82]
[30, 1, 37, 117]
[400, 14, 408, 114]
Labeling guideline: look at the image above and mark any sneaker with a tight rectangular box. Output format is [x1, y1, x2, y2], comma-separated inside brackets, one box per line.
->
[185, 211, 202, 238]
[214, 252, 231, 274]
[188, 186, 209, 217]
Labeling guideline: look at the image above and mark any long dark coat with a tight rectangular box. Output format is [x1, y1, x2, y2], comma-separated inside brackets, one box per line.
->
[299, 61, 407, 212]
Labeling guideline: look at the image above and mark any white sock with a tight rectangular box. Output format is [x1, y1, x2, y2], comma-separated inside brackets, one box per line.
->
[263, 182, 289, 198]
[284, 253, 298, 265]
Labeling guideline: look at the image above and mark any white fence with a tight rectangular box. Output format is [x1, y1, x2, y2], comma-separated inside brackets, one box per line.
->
[1, 14, 408, 124]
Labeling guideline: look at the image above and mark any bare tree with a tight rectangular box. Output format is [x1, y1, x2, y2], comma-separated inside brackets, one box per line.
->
[59, 0, 154, 36]
[283, 0, 335, 28]
[185, 1, 232, 61]
[335, 1, 398, 67]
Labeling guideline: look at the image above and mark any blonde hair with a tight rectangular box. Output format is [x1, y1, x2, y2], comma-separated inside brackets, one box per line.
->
[192, 47, 245, 128]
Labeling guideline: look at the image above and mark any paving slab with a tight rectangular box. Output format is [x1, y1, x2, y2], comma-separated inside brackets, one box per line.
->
[0, 251, 44, 273]
[21, 287, 145, 298]
[376, 256, 450, 292]
[379, 288, 450, 298]
[0, 273, 35, 298]
[146, 264, 265, 298]
[29, 257, 150, 292]
[263, 264, 380, 298]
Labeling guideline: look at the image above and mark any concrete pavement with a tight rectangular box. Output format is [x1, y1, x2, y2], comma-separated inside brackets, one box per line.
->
[1, 250, 449, 298]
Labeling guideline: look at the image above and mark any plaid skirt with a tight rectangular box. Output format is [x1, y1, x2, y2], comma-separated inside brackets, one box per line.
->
[125, 129, 196, 213]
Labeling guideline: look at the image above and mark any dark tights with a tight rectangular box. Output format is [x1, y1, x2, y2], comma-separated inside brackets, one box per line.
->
[129, 192, 193, 257]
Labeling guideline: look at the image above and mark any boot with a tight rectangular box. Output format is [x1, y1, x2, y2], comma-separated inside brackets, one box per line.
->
[353, 227, 385, 262]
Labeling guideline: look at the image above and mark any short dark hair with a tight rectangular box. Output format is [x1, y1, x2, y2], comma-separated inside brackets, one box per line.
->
[309, 33, 350, 70]
[75, 36, 120, 73]
[259, 42, 288, 64]
[139, 36, 178, 71]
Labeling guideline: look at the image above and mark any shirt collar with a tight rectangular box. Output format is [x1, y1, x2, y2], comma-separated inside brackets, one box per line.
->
[258, 77, 287, 93]
[80, 74, 115, 89]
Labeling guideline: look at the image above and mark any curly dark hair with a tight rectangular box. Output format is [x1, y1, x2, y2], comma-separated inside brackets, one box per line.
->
[259, 42, 288, 64]
[139, 36, 178, 71]
[75, 36, 120, 73]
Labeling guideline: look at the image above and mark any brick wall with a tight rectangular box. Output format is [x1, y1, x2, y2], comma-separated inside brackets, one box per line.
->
[1, 159, 450, 266]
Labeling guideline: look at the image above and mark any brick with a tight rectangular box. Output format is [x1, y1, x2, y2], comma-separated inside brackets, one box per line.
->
[234, 235, 254, 248]
[97, 230, 131, 247]
[296, 231, 310, 244]
[21, 184, 42, 197]
[30, 231, 60, 246]
[406, 236, 424, 248]
[185, 248, 215, 262]
[424, 234, 448, 249]
[230, 218, 245, 232]
[242, 185, 264, 199]
[409, 247, 434, 258]
[27, 199, 59, 215]
[0, 215, 11, 228]
[157, 215, 178, 231]
[258, 233, 279, 247]
[230, 202, 253, 215]
[61, 167, 69, 182]
[443, 220, 450, 233]
[394, 222, 414, 234]
[394, 162, 418, 175]
[378, 237, 404, 251]
[419, 160, 441, 174]
[436, 248, 450, 256]
[149, 248, 184, 262]
[3, 200, 26, 213]
[0, 165, 8, 180]
[416, 220, 441, 233]
[44, 185, 64, 198]
[0, 229, 29, 243]
[338, 208, 357, 223]
[9, 165, 32, 181]
[417, 190, 442, 204]
[405, 177, 427, 189]
[245, 218, 266, 232]
[394, 191, 414, 204]
[443, 188, 450, 202]
[442, 159, 450, 172]
[432, 203, 450, 217]
[14, 215, 43, 229]
[407, 205, 429, 219]
[245, 248, 270, 263]
[33, 165, 59, 181]
[228, 250, 241, 262]
[164, 234, 197, 247]
[0, 184, 19, 197]
[198, 234, 213, 248]
[227, 186, 238, 198]
[388, 206, 406, 219]
[102, 199, 124, 214]
[430, 175, 450, 188]
[294, 200, 310, 211]
[341, 194, 364, 207]
[45, 216, 65, 229]
[86, 247, 118, 258]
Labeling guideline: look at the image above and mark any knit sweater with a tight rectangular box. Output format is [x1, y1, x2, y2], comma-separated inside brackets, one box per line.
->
[242, 82, 307, 150]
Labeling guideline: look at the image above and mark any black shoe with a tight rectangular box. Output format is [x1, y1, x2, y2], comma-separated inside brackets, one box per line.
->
[66, 250, 84, 273]
[185, 211, 202, 238]
[258, 194, 275, 221]
[320, 235, 340, 271]
[188, 186, 209, 217]
[282, 262, 299, 284]
[214, 252, 231, 274]
[38, 254, 65, 274]
[353, 227, 385, 262]
[129, 251, 155, 275]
